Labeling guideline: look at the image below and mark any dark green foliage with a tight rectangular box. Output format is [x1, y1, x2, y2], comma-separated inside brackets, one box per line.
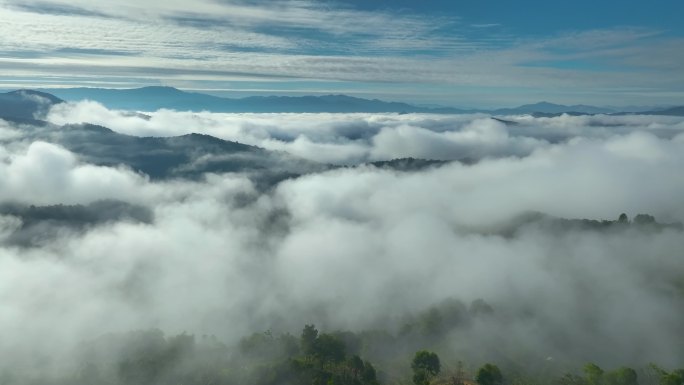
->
[476, 363, 503, 385]
[365, 157, 451, 172]
[649, 365, 684, 385]
[413, 368, 431, 385]
[0, 200, 152, 227]
[605, 367, 638, 385]
[69, 329, 233, 385]
[633, 214, 656, 225]
[559, 364, 642, 385]
[312, 333, 346, 363]
[0, 200, 153, 246]
[411, 351, 441, 376]
[362, 360, 378, 383]
[3, 316, 682, 385]
[661, 372, 684, 385]
[291, 325, 378, 385]
[400, 298, 471, 340]
[301, 324, 319, 355]
[584, 363, 604, 385]
[499, 211, 683, 237]
[335, 330, 363, 357]
[411, 350, 441, 385]
[557, 373, 587, 385]
[240, 330, 299, 359]
[116, 330, 195, 385]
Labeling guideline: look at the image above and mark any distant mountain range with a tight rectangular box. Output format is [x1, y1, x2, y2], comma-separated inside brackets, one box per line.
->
[640, 105, 684, 116]
[1, 88, 682, 180]
[2, 115, 326, 186]
[3, 89, 681, 248]
[1, 87, 683, 119]
[42, 86, 684, 115]
[1, 87, 679, 188]
[0, 90, 64, 120]
[0, 91, 450, 186]
[37, 86, 475, 114]
[491, 101, 617, 115]
[0, 90, 323, 184]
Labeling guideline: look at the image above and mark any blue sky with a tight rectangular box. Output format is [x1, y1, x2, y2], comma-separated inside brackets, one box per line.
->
[0, 0, 682, 108]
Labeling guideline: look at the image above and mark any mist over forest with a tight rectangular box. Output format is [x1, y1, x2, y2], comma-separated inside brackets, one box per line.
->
[2, 0, 684, 382]
[0, 94, 683, 385]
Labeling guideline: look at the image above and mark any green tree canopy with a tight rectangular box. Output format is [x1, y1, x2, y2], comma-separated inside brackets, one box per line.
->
[411, 350, 441, 385]
[476, 363, 503, 385]
[605, 367, 638, 385]
[301, 324, 318, 355]
[584, 363, 604, 385]
[312, 333, 346, 363]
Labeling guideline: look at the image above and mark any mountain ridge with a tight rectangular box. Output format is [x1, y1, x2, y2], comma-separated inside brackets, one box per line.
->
[41, 86, 680, 115]
[1, 117, 328, 187]
[37, 86, 473, 114]
[1, 87, 681, 116]
[492, 101, 617, 115]
[0, 89, 65, 120]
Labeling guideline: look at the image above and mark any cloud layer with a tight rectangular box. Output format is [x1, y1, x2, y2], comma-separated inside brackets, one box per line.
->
[47, 101, 684, 165]
[1, 1, 684, 106]
[1, 110, 684, 375]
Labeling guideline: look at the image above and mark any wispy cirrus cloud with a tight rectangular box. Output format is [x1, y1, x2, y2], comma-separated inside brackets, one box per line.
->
[1, 0, 467, 54]
[0, 0, 683, 106]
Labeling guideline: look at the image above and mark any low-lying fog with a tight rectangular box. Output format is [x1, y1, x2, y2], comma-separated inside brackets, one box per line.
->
[1, 102, 683, 377]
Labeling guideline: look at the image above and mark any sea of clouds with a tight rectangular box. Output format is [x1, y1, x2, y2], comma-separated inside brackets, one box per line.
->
[1, 102, 683, 374]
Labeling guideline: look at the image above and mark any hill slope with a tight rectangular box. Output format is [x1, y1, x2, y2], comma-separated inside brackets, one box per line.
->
[42, 86, 472, 113]
[641, 105, 684, 116]
[0, 90, 64, 120]
[5, 118, 327, 184]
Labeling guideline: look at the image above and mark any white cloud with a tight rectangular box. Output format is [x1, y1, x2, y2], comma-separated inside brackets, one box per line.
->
[2, 1, 683, 105]
[1, 111, 684, 375]
[0, 118, 23, 140]
[0, 141, 149, 205]
[370, 118, 545, 160]
[46, 102, 684, 165]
